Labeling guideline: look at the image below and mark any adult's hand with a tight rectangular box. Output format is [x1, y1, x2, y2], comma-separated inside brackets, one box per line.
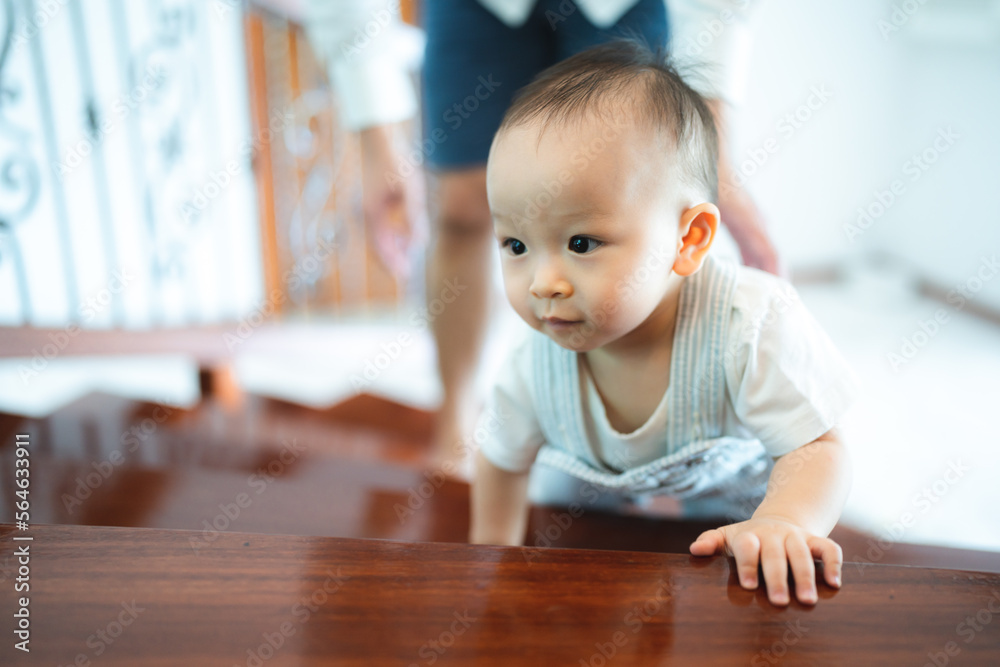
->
[708, 100, 785, 278]
[717, 170, 785, 277]
[359, 123, 429, 279]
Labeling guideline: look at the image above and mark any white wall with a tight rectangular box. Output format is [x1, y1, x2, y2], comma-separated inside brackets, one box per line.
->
[728, 0, 1000, 308]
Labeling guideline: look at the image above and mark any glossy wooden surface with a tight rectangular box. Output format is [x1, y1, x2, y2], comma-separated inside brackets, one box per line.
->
[2, 391, 998, 574]
[2, 523, 999, 666]
[2, 390, 1000, 663]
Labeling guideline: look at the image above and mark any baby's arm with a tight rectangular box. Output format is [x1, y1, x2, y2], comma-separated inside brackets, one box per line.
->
[469, 450, 532, 546]
[689, 427, 851, 606]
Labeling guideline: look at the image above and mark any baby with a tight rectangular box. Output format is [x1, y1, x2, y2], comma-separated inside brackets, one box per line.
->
[470, 38, 861, 607]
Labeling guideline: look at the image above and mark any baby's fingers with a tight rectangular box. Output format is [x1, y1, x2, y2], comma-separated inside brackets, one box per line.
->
[729, 531, 762, 590]
[808, 536, 844, 589]
[760, 535, 790, 605]
[689, 528, 727, 557]
[785, 535, 817, 605]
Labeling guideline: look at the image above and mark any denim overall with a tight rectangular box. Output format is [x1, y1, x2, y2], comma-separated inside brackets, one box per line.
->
[530, 255, 774, 519]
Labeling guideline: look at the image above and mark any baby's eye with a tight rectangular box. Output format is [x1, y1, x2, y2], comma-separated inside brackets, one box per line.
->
[568, 236, 602, 254]
[502, 238, 527, 256]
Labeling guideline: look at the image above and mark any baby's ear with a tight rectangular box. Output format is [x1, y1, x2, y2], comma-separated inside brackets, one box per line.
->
[673, 203, 719, 276]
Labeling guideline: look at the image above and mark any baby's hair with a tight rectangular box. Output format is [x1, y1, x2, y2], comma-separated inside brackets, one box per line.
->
[495, 37, 719, 202]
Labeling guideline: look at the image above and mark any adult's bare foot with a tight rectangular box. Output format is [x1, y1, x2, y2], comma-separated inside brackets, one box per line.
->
[427, 399, 481, 481]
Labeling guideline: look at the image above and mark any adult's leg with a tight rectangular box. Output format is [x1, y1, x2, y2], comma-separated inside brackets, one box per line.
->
[421, 0, 548, 472]
[424, 167, 494, 469]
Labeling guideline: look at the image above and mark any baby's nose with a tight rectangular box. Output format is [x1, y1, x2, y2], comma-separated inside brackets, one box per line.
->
[529, 262, 573, 299]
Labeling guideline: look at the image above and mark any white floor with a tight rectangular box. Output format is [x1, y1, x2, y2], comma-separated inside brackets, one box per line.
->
[796, 262, 1000, 553]
[1, 260, 997, 553]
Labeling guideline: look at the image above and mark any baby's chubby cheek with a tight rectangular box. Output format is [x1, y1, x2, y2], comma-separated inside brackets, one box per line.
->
[501, 275, 535, 324]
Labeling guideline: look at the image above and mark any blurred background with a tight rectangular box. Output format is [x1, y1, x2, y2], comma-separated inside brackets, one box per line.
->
[0, 0, 997, 561]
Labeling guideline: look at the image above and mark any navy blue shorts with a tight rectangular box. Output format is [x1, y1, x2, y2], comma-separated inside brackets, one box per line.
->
[420, 0, 670, 170]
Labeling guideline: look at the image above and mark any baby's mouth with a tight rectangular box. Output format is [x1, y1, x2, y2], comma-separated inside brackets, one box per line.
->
[541, 317, 582, 329]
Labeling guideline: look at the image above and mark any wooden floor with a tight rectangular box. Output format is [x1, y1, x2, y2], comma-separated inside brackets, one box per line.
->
[3, 388, 1000, 665]
[0, 388, 997, 574]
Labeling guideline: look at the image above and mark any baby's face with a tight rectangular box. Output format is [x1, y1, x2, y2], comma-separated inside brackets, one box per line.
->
[487, 116, 686, 352]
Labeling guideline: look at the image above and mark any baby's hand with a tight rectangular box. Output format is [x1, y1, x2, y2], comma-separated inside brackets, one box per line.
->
[689, 516, 843, 606]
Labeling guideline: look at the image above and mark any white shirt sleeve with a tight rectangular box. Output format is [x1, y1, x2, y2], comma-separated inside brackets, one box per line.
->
[478, 329, 547, 473]
[668, 0, 758, 105]
[725, 269, 862, 458]
[303, 0, 422, 130]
